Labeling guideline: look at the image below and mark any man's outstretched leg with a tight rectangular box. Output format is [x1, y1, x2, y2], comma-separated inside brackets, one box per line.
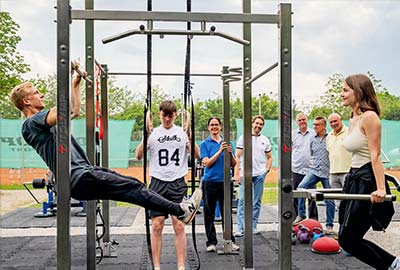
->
[70, 167, 201, 224]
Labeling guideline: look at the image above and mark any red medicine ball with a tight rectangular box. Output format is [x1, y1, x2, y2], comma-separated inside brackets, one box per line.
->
[311, 236, 341, 254]
[293, 219, 323, 237]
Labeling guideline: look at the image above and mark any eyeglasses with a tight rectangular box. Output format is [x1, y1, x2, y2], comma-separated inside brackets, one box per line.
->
[209, 123, 220, 127]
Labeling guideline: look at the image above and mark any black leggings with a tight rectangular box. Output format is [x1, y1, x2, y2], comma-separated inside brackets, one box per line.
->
[71, 166, 182, 217]
[339, 214, 395, 270]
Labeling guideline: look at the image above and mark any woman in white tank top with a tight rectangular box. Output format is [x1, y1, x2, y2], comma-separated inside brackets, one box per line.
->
[339, 74, 399, 270]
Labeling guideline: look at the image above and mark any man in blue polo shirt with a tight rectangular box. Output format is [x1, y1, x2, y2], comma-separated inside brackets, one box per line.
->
[200, 117, 239, 252]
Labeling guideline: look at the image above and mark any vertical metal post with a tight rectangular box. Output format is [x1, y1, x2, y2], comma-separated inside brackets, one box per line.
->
[242, 0, 253, 268]
[222, 66, 233, 253]
[56, 1, 71, 270]
[100, 64, 112, 251]
[278, 4, 293, 270]
[85, 0, 96, 268]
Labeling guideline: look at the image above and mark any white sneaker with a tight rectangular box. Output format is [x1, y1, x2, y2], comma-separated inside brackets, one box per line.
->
[232, 243, 240, 251]
[178, 189, 202, 225]
[234, 231, 244, 237]
[253, 228, 261, 235]
[206, 244, 216, 252]
[324, 226, 335, 235]
[389, 257, 400, 270]
[292, 216, 305, 225]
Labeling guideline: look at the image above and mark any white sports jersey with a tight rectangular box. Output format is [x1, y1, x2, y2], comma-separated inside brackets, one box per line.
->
[148, 124, 189, 181]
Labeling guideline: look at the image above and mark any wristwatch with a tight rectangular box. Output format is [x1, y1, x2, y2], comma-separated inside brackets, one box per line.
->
[266, 169, 270, 174]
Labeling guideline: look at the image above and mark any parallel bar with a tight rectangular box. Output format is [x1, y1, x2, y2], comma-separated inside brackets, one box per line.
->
[278, 4, 292, 270]
[108, 72, 220, 77]
[322, 193, 396, 201]
[56, 1, 71, 269]
[245, 62, 278, 85]
[242, 0, 253, 268]
[85, 0, 96, 268]
[102, 29, 250, 46]
[293, 190, 396, 202]
[71, 10, 279, 24]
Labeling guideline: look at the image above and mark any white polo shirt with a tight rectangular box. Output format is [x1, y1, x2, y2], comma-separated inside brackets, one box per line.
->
[236, 134, 271, 177]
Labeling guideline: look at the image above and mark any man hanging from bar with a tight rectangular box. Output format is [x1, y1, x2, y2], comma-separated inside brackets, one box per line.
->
[9, 63, 202, 227]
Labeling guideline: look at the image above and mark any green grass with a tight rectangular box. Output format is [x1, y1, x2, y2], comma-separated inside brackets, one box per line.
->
[261, 183, 279, 204]
[0, 184, 26, 190]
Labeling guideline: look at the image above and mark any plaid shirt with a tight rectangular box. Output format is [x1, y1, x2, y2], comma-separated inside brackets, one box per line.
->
[309, 133, 330, 178]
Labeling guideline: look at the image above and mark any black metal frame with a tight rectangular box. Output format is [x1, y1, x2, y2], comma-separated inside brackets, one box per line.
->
[56, 2, 292, 270]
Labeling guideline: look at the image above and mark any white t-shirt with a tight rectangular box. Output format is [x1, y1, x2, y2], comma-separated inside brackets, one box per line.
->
[236, 134, 271, 177]
[148, 124, 189, 181]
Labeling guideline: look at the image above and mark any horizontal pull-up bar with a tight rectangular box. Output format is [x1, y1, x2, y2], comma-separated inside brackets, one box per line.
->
[245, 62, 278, 85]
[71, 61, 92, 84]
[293, 189, 397, 202]
[71, 10, 280, 24]
[102, 25, 250, 46]
[108, 72, 220, 77]
[321, 193, 396, 201]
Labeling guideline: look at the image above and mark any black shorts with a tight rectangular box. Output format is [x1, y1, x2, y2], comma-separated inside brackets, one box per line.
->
[148, 176, 188, 218]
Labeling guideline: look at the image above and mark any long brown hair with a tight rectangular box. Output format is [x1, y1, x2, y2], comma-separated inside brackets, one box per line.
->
[344, 74, 380, 117]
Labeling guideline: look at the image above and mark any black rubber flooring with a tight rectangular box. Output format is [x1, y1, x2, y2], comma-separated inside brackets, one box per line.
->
[2, 203, 400, 229]
[1, 204, 398, 269]
[0, 232, 375, 270]
[0, 207, 139, 228]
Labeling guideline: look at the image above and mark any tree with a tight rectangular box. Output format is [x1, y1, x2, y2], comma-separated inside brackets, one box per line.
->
[367, 72, 400, 120]
[308, 72, 399, 120]
[0, 12, 31, 118]
[111, 84, 171, 131]
[252, 93, 279, 119]
[309, 73, 351, 119]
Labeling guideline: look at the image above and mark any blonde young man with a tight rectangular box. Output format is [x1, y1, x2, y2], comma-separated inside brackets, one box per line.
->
[136, 101, 200, 270]
[10, 70, 201, 259]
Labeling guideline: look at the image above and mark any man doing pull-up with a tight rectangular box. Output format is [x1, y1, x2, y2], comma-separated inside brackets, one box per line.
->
[10, 66, 202, 226]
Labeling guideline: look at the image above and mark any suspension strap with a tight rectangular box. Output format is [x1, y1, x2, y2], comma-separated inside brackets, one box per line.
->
[94, 62, 106, 264]
[144, 0, 154, 268]
[184, 1, 200, 269]
[95, 63, 104, 141]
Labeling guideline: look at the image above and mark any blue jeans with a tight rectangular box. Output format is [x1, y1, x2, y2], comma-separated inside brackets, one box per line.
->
[297, 172, 335, 228]
[237, 173, 266, 232]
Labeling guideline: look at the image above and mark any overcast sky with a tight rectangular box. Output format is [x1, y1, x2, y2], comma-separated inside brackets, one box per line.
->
[2, 0, 399, 109]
